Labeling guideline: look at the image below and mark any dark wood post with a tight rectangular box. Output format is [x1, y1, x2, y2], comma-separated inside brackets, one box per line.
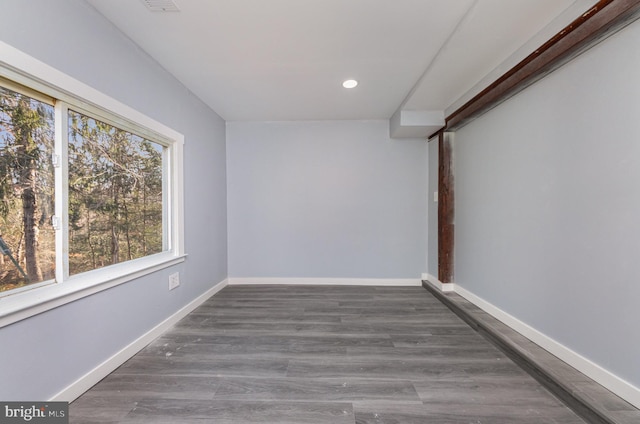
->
[438, 132, 454, 284]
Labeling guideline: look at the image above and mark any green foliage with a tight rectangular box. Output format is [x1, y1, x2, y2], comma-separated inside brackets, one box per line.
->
[68, 110, 164, 274]
[0, 86, 55, 290]
[0, 85, 165, 292]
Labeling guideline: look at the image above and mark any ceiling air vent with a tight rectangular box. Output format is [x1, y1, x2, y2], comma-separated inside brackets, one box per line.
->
[140, 0, 180, 12]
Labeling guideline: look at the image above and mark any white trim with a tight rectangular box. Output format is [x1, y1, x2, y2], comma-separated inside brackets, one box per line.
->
[170, 136, 185, 256]
[0, 41, 187, 327]
[228, 277, 421, 286]
[54, 101, 70, 283]
[0, 41, 183, 143]
[51, 279, 229, 402]
[422, 273, 455, 292]
[454, 284, 640, 410]
[0, 254, 186, 328]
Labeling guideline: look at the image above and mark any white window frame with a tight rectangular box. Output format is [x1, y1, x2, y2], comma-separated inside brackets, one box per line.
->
[0, 41, 186, 327]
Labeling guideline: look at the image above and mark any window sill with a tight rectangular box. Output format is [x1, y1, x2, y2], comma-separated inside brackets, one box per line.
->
[0, 252, 186, 328]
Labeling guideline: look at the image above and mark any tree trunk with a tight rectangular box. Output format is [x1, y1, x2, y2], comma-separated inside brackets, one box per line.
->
[17, 103, 43, 282]
[22, 170, 42, 281]
[16, 233, 24, 265]
[110, 223, 119, 264]
[123, 199, 132, 261]
[111, 184, 120, 264]
[87, 209, 96, 269]
[142, 182, 147, 255]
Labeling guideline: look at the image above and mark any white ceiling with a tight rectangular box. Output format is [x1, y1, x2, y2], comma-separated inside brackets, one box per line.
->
[86, 0, 591, 127]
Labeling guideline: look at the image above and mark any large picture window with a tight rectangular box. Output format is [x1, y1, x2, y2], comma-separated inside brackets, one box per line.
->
[68, 110, 165, 275]
[0, 43, 184, 324]
[0, 85, 55, 292]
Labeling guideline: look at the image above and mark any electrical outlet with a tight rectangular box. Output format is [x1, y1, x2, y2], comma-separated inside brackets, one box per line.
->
[168, 272, 180, 290]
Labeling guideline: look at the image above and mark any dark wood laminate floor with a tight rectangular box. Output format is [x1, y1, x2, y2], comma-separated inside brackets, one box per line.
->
[70, 285, 587, 423]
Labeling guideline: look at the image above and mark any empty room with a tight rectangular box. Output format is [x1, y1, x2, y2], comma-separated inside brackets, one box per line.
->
[1, 0, 639, 423]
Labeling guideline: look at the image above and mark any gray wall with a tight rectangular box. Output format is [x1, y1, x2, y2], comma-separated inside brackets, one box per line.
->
[0, 0, 227, 400]
[453, 19, 640, 388]
[227, 120, 427, 279]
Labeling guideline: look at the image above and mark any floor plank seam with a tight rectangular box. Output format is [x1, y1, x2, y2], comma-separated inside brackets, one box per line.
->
[422, 280, 637, 424]
[70, 284, 594, 423]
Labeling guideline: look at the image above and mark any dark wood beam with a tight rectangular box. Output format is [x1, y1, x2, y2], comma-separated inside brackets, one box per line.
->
[430, 1, 640, 283]
[440, 0, 640, 133]
[438, 132, 454, 284]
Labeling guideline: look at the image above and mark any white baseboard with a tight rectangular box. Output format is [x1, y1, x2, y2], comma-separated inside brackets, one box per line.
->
[52, 274, 639, 409]
[422, 273, 455, 292]
[454, 284, 640, 410]
[51, 279, 229, 402]
[228, 277, 421, 286]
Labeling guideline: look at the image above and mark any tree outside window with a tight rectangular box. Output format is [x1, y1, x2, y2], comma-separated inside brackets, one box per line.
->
[67, 111, 165, 275]
[0, 84, 166, 293]
[0, 86, 55, 292]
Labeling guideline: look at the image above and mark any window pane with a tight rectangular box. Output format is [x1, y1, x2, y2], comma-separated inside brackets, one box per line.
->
[0, 86, 55, 292]
[68, 110, 165, 275]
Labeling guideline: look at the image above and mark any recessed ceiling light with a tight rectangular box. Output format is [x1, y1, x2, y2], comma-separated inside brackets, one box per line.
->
[140, 0, 180, 12]
[342, 79, 358, 89]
